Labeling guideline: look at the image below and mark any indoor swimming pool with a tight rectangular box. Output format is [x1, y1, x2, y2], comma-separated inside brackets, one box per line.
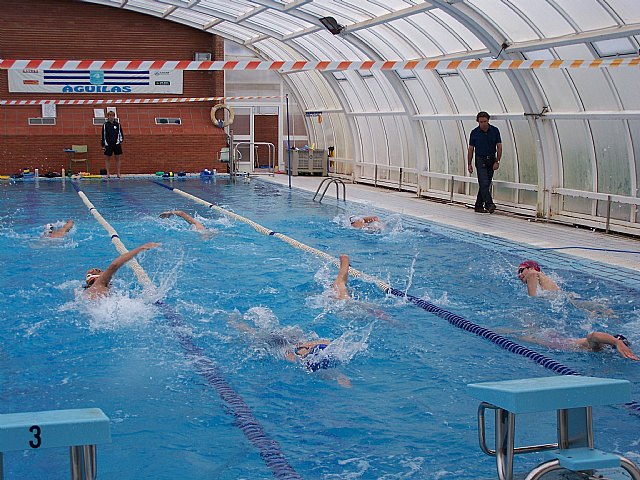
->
[0, 177, 638, 479]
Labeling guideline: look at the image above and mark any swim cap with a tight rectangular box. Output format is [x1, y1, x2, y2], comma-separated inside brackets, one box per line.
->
[613, 334, 631, 347]
[518, 260, 541, 272]
[43, 223, 55, 235]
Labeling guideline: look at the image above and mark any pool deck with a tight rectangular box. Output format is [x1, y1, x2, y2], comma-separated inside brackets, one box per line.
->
[259, 174, 640, 284]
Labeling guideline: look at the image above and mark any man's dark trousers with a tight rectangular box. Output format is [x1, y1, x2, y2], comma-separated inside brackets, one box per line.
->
[475, 155, 496, 211]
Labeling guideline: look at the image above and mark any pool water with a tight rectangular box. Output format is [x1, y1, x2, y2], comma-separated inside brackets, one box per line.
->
[0, 177, 638, 479]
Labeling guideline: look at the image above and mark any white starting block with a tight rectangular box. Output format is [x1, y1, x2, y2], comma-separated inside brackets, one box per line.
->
[467, 376, 640, 480]
[0, 408, 111, 480]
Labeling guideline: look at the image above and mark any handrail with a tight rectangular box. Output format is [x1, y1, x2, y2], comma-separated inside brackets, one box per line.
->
[234, 141, 275, 176]
[553, 187, 640, 206]
[313, 178, 346, 203]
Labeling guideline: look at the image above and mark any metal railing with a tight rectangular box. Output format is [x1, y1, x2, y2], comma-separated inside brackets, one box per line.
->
[313, 178, 346, 203]
[233, 142, 276, 176]
[328, 158, 639, 234]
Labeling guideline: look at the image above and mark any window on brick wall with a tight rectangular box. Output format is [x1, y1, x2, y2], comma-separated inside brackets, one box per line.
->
[155, 118, 182, 125]
[28, 117, 56, 125]
[93, 118, 106, 126]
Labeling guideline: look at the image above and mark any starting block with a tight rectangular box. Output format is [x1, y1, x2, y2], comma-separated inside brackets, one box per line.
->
[0, 408, 111, 480]
[467, 376, 640, 480]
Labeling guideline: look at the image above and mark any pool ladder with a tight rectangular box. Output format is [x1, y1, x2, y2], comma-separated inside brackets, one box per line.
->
[313, 178, 346, 203]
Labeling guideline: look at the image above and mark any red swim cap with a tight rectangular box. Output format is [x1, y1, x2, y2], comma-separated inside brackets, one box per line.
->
[518, 260, 541, 272]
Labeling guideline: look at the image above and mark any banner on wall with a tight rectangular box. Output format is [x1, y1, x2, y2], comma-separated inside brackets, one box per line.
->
[8, 69, 183, 94]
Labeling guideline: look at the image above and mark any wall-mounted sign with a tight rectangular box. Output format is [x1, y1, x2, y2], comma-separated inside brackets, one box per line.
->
[9, 69, 183, 94]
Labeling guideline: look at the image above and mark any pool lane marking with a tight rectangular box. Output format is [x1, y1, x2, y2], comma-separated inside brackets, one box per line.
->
[151, 181, 640, 413]
[70, 181, 304, 479]
[73, 184, 154, 289]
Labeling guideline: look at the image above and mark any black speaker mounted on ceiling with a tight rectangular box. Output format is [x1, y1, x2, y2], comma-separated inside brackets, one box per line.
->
[319, 16, 344, 35]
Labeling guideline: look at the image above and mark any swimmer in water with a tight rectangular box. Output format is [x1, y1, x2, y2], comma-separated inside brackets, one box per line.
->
[517, 260, 560, 296]
[517, 259, 614, 318]
[159, 210, 206, 231]
[521, 331, 638, 360]
[84, 242, 160, 298]
[332, 254, 351, 300]
[349, 215, 382, 231]
[44, 220, 74, 239]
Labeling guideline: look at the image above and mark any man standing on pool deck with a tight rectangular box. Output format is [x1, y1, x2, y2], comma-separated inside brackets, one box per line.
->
[101, 110, 124, 178]
[467, 111, 502, 213]
[84, 242, 160, 298]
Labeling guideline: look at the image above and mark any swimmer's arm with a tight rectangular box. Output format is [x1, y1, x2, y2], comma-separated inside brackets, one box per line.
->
[586, 332, 639, 360]
[362, 216, 379, 224]
[161, 211, 205, 231]
[524, 271, 539, 296]
[49, 220, 74, 238]
[98, 242, 160, 286]
[59, 219, 74, 234]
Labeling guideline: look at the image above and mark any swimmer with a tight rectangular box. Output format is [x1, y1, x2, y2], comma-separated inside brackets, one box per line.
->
[517, 259, 615, 317]
[517, 260, 560, 296]
[349, 215, 382, 231]
[332, 254, 351, 300]
[84, 242, 160, 298]
[44, 220, 74, 239]
[159, 210, 205, 231]
[521, 331, 638, 360]
[284, 339, 351, 387]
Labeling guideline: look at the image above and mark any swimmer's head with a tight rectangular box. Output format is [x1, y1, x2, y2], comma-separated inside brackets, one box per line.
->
[43, 223, 55, 236]
[518, 260, 541, 275]
[85, 268, 103, 286]
[614, 334, 631, 347]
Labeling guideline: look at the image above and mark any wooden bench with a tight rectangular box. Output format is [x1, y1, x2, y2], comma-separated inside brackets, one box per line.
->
[0, 408, 111, 480]
[467, 376, 640, 480]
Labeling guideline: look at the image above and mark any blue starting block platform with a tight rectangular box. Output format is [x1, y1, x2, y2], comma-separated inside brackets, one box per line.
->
[0, 408, 111, 480]
[467, 376, 640, 480]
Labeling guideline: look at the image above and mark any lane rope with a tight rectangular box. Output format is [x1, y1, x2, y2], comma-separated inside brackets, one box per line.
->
[151, 180, 640, 414]
[70, 180, 304, 479]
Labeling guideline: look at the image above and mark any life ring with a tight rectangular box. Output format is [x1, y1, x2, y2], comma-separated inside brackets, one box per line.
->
[211, 104, 234, 128]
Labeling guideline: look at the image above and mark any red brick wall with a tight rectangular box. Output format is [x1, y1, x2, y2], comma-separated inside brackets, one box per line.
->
[0, 0, 228, 174]
[254, 115, 279, 168]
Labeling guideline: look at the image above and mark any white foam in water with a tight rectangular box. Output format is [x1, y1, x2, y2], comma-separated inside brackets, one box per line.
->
[57, 278, 160, 331]
[80, 290, 158, 331]
[244, 306, 279, 330]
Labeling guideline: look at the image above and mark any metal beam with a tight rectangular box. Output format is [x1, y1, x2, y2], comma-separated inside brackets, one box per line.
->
[203, 18, 223, 30]
[283, 0, 313, 12]
[162, 5, 177, 18]
[508, 23, 640, 54]
[236, 6, 268, 22]
[341, 2, 440, 34]
[281, 26, 322, 42]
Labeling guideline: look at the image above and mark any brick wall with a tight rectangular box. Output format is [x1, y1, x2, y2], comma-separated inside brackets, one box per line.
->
[254, 115, 279, 168]
[0, 0, 228, 175]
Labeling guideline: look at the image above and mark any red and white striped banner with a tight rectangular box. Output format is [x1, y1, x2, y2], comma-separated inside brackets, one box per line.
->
[1, 58, 639, 71]
[0, 95, 283, 106]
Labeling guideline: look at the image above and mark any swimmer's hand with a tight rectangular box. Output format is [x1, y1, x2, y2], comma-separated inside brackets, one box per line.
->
[617, 341, 639, 361]
[140, 242, 161, 250]
[159, 211, 175, 218]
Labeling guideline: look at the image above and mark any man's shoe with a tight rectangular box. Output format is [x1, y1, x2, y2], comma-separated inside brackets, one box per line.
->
[474, 207, 489, 213]
[487, 204, 496, 214]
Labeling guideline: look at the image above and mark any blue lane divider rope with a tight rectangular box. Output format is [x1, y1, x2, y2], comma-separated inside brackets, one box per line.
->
[71, 180, 303, 479]
[150, 180, 640, 415]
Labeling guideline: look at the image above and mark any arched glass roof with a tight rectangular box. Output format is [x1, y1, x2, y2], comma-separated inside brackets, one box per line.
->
[79, 0, 640, 232]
